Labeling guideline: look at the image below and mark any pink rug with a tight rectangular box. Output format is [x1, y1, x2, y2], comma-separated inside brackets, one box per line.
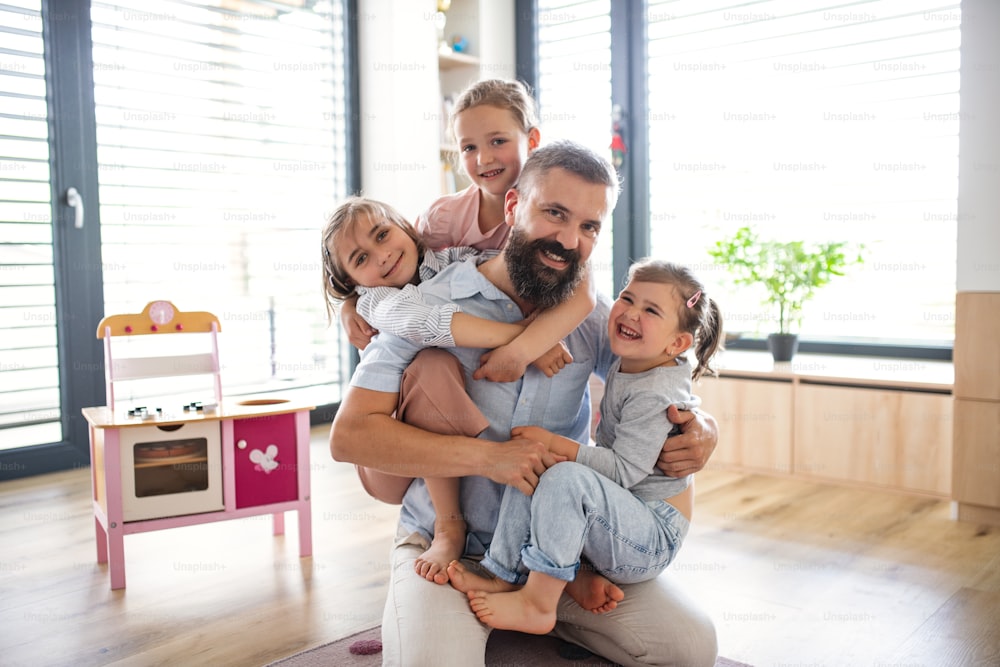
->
[267, 625, 752, 666]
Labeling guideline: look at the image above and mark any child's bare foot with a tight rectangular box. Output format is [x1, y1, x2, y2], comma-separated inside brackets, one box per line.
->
[414, 519, 466, 584]
[468, 590, 558, 635]
[446, 560, 517, 595]
[566, 569, 625, 613]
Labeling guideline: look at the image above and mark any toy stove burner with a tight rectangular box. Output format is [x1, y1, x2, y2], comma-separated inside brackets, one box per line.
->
[126, 401, 219, 420]
[183, 401, 219, 413]
[127, 406, 162, 421]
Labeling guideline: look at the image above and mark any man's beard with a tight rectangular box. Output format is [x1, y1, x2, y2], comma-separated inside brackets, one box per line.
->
[504, 227, 586, 311]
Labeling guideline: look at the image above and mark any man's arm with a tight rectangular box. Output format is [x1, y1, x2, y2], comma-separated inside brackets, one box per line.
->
[656, 405, 719, 477]
[330, 384, 560, 497]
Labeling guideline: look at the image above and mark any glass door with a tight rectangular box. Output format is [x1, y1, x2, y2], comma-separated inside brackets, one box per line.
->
[0, 0, 105, 478]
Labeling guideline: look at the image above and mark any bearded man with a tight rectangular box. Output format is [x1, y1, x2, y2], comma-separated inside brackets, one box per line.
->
[331, 140, 720, 667]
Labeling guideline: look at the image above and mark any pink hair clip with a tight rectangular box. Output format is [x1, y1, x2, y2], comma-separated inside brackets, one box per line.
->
[686, 290, 702, 308]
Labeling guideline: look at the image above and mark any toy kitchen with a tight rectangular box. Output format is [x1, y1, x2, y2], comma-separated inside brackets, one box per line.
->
[82, 300, 314, 589]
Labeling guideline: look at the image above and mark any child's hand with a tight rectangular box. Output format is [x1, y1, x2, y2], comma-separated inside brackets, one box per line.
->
[531, 341, 574, 377]
[473, 344, 529, 383]
[510, 426, 567, 470]
[512, 425, 579, 462]
[511, 425, 556, 449]
[340, 305, 377, 350]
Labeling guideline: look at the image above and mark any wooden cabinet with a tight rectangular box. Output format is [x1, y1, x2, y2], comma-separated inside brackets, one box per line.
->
[696, 376, 793, 474]
[954, 292, 1000, 401]
[699, 351, 954, 498]
[952, 292, 1000, 524]
[953, 399, 1000, 509]
[794, 383, 951, 495]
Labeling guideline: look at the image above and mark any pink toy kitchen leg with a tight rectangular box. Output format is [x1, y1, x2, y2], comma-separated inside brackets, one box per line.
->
[221, 420, 236, 510]
[272, 512, 285, 536]
[104, 429, 126, 589]
[295, 410, 312, 557]
[95, 516, 108, 564]
[90, 423, 109, 565]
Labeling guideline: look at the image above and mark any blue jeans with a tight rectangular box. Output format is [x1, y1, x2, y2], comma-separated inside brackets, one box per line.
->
[482, 461, 690, 585]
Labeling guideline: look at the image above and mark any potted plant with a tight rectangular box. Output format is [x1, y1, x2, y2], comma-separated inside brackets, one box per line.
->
[707, 226, 864, 362]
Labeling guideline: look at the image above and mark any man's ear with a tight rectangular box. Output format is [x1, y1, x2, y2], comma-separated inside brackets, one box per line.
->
[504, 188, 520, 228]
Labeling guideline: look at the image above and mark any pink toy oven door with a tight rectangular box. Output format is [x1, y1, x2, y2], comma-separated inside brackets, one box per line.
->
[233, 413, 299, 508]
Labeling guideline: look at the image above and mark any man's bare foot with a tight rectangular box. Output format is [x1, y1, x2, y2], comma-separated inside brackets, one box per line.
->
[446, 560, 517, 594]
[468, 590, 558, 635]
[414, 519, 466, 584]
[565, 568, 625, 613]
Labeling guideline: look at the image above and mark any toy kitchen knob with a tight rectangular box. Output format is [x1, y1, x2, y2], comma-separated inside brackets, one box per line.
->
[237, 439, 248, 450]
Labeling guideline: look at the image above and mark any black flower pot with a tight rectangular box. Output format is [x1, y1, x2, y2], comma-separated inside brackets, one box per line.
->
[767, 333, 799, 362]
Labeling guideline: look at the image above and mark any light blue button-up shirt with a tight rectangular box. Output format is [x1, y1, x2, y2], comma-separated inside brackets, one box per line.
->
[351, 253, 615, 554]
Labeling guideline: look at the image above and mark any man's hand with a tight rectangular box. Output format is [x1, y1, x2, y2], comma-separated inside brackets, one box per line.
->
[486, 436, 565, 496]
[656, 405, 719, 477]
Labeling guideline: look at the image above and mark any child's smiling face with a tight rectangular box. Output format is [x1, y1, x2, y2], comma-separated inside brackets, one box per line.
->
[609, 280, 691, 373]
[336, 214, 421, 290]
[454, 104, 539, 199]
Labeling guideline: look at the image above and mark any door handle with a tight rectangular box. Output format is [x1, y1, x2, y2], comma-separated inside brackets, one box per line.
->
[65, 187, 84, 229]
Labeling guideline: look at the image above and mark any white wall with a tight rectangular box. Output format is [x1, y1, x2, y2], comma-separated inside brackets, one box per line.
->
[957, 0, 1000, 291]
[356, 1, 515, 219]
[356, 0, 442, 218]
[477, 0, 517, 81]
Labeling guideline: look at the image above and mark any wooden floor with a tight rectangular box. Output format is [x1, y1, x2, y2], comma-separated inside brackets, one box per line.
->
[2, 425, 999, 667]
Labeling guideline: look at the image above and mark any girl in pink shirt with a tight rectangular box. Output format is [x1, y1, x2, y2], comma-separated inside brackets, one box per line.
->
[416, 79, 540, 252]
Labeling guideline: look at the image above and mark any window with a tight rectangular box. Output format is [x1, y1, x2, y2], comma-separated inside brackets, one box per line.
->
[0, 0, 355, 473]
[91, 0, 352, 403]
[535, 0, 616, 298]
[646, 0, 959, 349]
[533, 0, 961, 352]
[0, 1, 60, 450]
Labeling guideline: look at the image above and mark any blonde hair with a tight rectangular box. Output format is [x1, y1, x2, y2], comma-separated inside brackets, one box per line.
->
[449, 78, 540, 141]
[320, 196, 425, 323]
[625, 258, 725, 381]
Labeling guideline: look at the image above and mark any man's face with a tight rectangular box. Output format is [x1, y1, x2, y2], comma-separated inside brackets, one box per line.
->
[503, 167, 611, 309]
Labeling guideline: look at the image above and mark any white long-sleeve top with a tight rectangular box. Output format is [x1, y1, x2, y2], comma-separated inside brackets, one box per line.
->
[355, 247, 481, 348]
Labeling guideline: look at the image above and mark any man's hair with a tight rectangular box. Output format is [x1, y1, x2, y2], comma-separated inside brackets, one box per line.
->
[516, 140, 621, 205]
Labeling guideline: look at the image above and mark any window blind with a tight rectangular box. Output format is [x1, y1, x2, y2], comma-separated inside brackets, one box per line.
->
[645, 0, 961, 345]
[536, 0, 616, 299]
[90, 0, 350, 405]
[0, 0, 62, 450]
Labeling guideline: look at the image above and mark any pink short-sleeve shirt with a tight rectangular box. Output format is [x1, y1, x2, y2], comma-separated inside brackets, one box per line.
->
[415, 184, 509, 252]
